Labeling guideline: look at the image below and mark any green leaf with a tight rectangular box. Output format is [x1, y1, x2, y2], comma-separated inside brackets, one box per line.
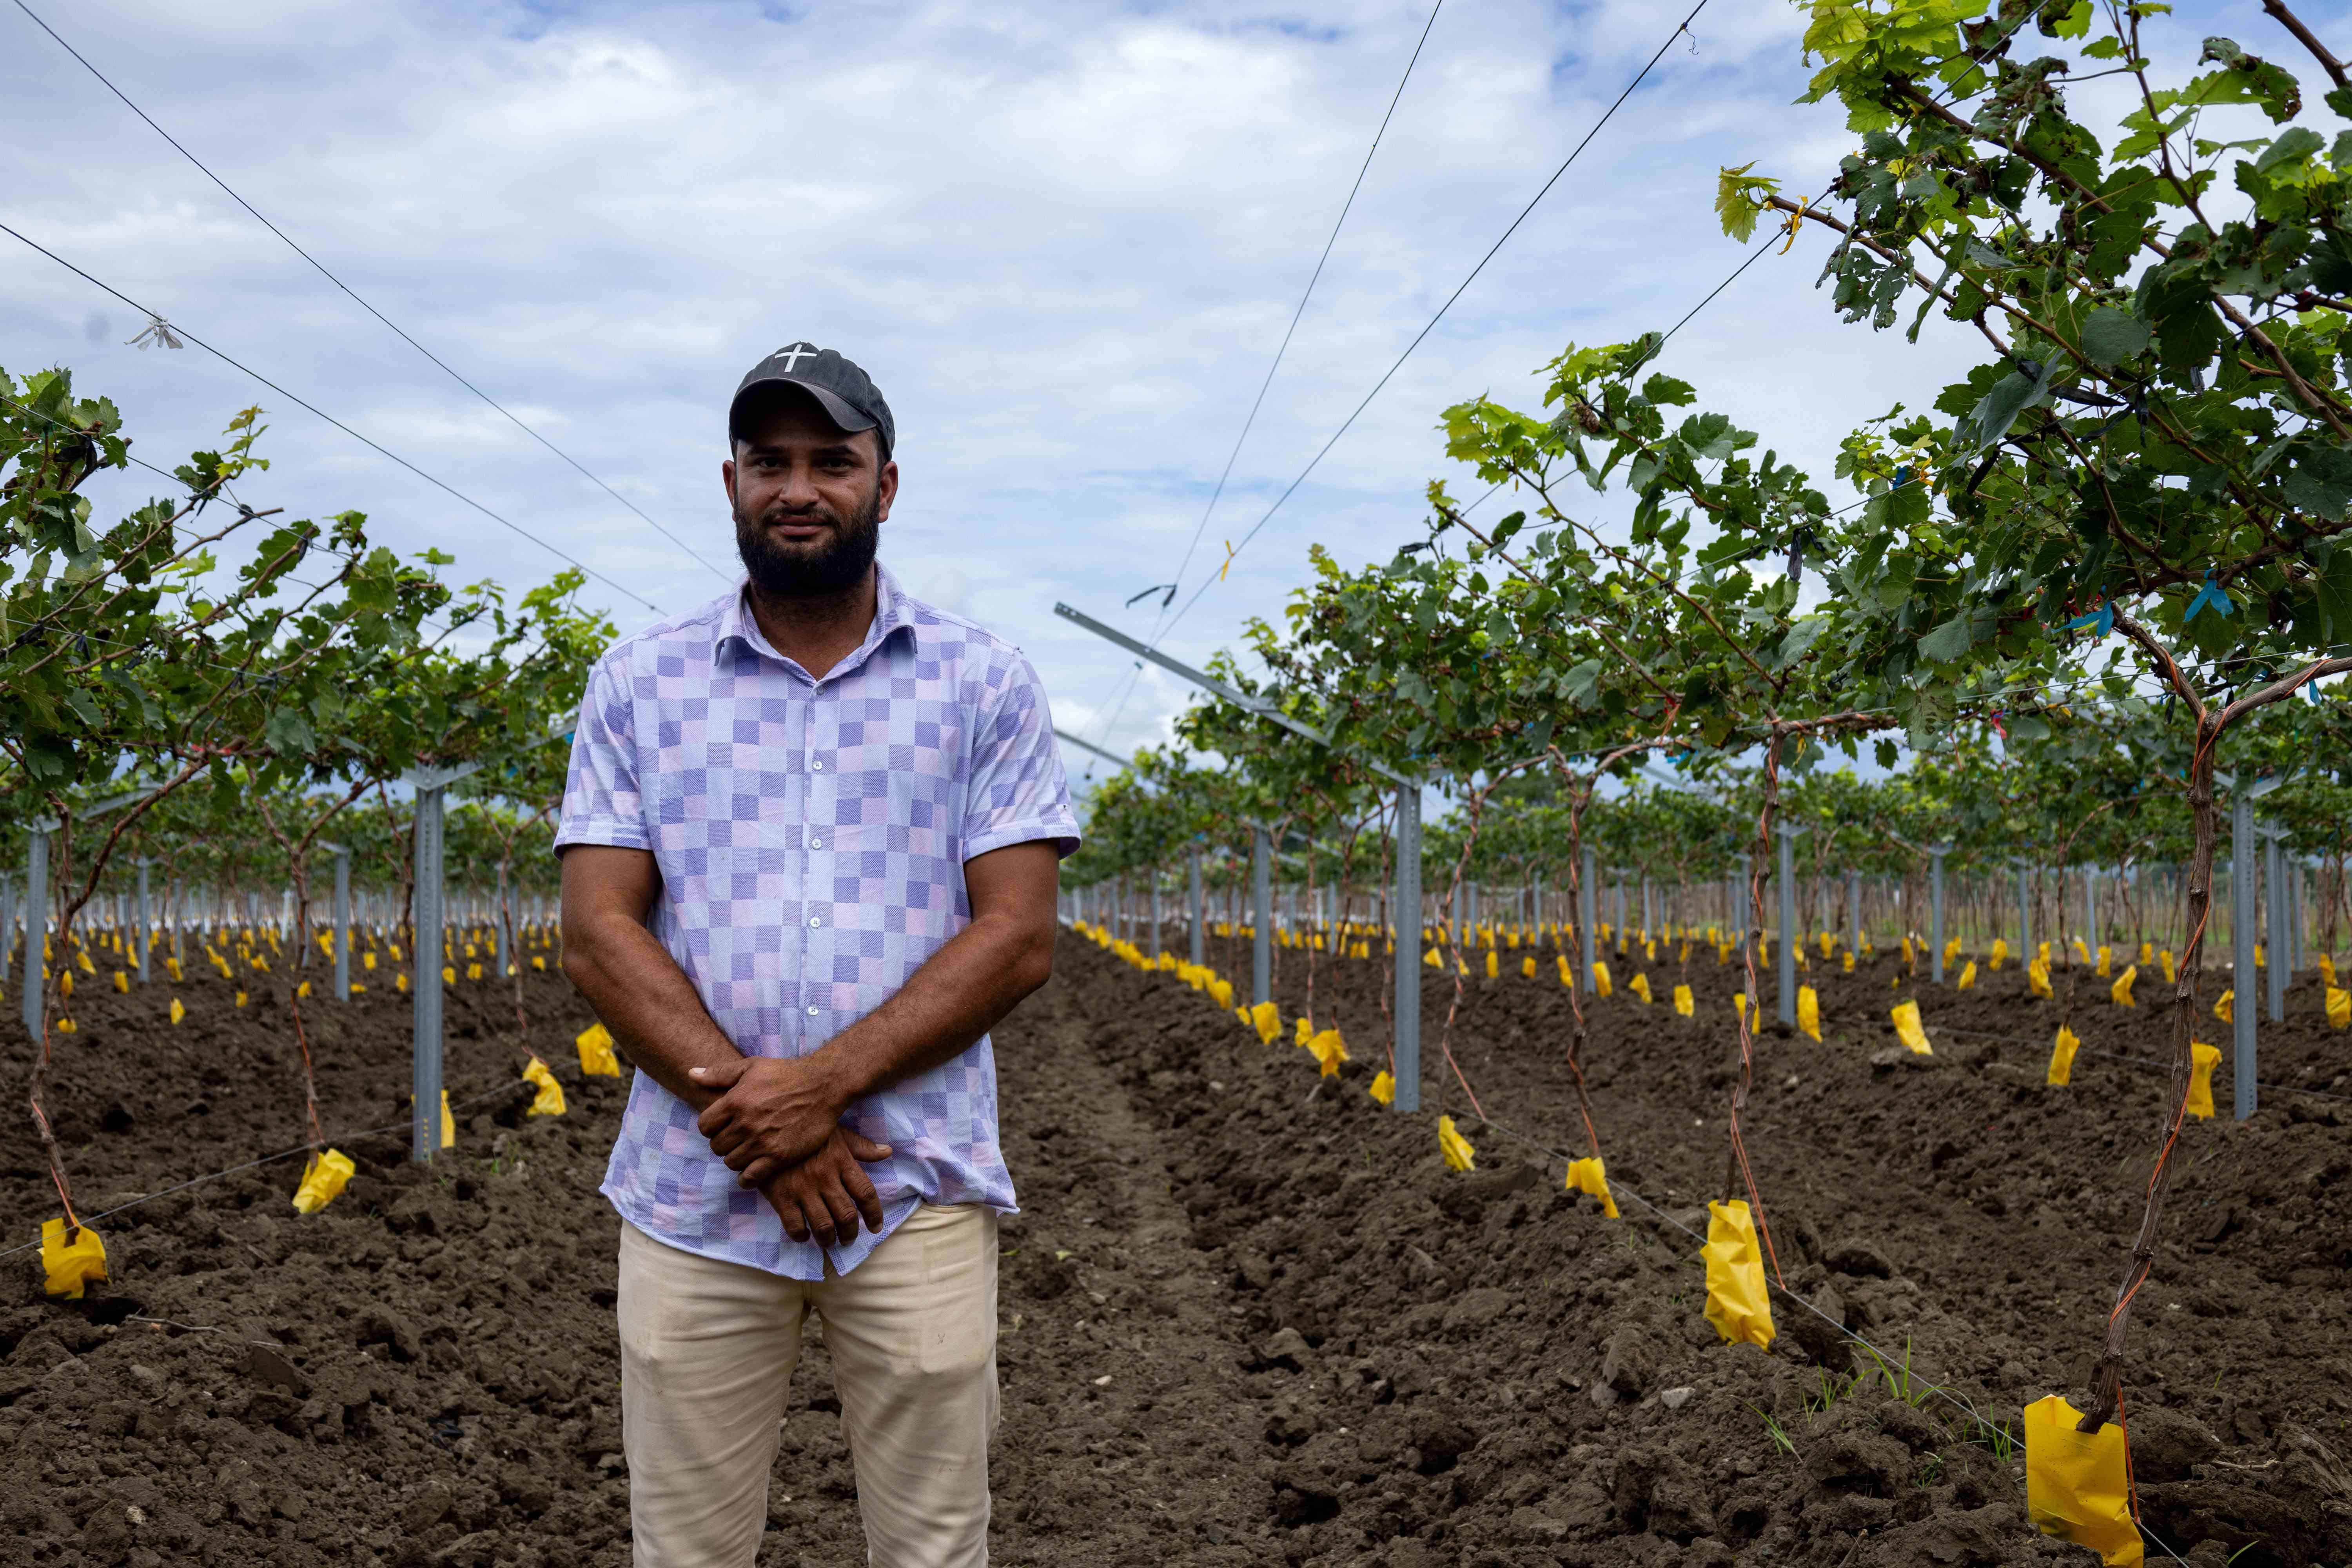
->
[2080, 308, 2151, 366]
[1918, 615, 1975, 664]
[1715, 162, 1781, 242]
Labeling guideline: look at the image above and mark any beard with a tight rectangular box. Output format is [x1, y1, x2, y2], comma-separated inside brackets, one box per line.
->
[733, 480, 882, 599]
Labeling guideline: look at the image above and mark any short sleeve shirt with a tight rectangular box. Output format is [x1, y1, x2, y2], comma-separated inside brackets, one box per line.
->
[554, 563, 1079, 1279]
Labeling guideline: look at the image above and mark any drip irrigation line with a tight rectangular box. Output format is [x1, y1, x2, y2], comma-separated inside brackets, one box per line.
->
[1929, 1023, 2352, 1106]
[9, 0, 733, 586]
[0, 1083, 520, 1261]
[0, 222, 668, 616]
[1160, 0, 1715, 636]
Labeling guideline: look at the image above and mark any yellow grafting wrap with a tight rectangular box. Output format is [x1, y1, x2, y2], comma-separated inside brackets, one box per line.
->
[1702, 1200, 1773, 1349]
[2023, 1396, 2143, 1566]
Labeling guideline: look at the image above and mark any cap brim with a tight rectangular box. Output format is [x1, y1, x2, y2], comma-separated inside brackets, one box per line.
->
[729, 377, 877, 439]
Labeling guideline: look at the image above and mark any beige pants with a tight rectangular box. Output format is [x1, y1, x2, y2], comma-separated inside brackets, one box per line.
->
[617, 1205, 999, 1568]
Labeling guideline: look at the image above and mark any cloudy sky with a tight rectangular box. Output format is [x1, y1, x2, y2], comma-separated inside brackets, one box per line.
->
[3, 0, 2329, 784]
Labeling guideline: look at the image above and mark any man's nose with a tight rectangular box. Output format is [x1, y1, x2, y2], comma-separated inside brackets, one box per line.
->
[776, 463, 824, 507]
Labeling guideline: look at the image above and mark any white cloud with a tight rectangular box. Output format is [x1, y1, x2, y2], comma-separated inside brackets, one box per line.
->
[0, 0, 2296, 761]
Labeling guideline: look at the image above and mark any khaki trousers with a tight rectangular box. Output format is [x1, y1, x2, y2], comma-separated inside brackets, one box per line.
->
[617, 1205, 999, 1568]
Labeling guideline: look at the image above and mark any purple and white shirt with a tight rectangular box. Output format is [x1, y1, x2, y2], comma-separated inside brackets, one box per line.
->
[554, 564, 1079, 1279]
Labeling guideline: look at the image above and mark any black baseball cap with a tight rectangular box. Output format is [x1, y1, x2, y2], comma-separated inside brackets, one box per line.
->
[729, 342, 895, 460]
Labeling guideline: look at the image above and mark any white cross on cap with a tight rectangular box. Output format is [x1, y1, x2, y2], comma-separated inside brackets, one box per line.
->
[771, 343, 820, 371]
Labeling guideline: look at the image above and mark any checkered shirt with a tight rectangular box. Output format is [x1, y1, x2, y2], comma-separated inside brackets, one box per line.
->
[555, 563, 1078, 1278]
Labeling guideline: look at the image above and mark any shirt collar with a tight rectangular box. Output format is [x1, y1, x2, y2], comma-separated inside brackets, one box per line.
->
[715, 562, 918, 680]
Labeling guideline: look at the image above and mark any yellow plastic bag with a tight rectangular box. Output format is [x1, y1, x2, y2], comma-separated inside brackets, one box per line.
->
[2023, 1395, 2143, 1567]
[2140, 942, 2154, 966]
[2321, 953, 2339, 989]
[1483, 950, 1498, 980]
[1590, 961, 1612, 998]
[2028, 958, 2053, 999]
[523, 1057, 567, 1116]
[440, 965, 457, 985]
[1369, 1070, 1395, 1106]
[2073, 938, 2092, 965]
[169, 997, 185, 1025]
[234, 989, 248, 1008]
[1956, 960, 1978, 991]
[1818, 931, 1835, 958]
[1249, 1001, 1281, 1045]
[1842, 950, 1855, 973]
[2328, 986, 2350, 1029]
[2185, 1041, 2221, 1119]
[2110, 965, 2136, 1008]
[2213, 989, 2233, 1025]
[40, 1218, 107, 1298]
[1891, 1000, 1933, 1054]
[1629, 973, 1653, 1005]
[576, 1020, 621, 1076]
[112, 970, 128, 993]
[1673, 983, 1694, 1018]
[1702, 1200, 1774, 1349]
[1990, 938, 2009, 971]
[291, 1149, 356, 1214]
[1520, 955, 1535, 979]
[1295, 1014, 1314, 1047]
[1555, 955, 1571, 987]
[1796, 985, 1821, 1042]
[1306, 1027, 1348, 1077]
[2094, 945, 2110, 977]
[1901, 936, 1916, 967]
[1566, 1156, 1619, 1218]
[2047, 1024, 2080, 1086]
[1731, 992, 1760, 1031]
[1438, 1115, 1476, 1172]
[1208, 978, 1233, 1009]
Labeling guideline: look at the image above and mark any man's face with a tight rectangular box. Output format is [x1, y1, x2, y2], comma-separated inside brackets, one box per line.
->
[722, 392, 898, 598]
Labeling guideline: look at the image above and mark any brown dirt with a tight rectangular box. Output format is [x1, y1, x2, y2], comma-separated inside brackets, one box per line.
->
[2, 926, 2347, 1567]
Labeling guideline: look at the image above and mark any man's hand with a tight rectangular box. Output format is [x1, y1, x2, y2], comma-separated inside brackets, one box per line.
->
[691, 1055, 852, 1176]
[759, 1128, 895, 1245]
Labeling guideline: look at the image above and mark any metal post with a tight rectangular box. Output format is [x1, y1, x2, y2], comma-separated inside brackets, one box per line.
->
[134, 859, 151, 983]
[2231, 791, 2258, 1120]
[2083, 866, 2098, 950]
[1579, 845, 1597, 990]
[1392, 786, 1422, 1113]
[1150, 877, 1163, 961]
[2262, 826, 2287, 1024]
[332, 848, 352, 1002]
[412, 785, 447, 1162]
[1531, 872, 1544, 943]
[0, 872, 12, 988]
[1734, 853, 1752, 956]
[1775, 824, 1804, 1026]
[1251, 826, 1271, 1007]
[1187, 847, 1204, 968]
[1847, 867, 1862, 956]
[22, 829, 49, 1037]
[2016, 862, 2033, 966]
[1929, 848, 1950, 983]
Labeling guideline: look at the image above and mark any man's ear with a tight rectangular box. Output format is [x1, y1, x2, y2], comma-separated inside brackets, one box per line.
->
[722, 456, 739, 506]
[876, 458, 898, 524]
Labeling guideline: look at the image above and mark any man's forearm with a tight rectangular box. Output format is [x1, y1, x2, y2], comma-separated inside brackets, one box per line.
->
[804, 904, 1054, 1104]
[563, 908, 742, 1111]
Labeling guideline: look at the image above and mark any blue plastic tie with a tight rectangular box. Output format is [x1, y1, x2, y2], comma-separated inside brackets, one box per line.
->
[2182, 573, 2234, 624]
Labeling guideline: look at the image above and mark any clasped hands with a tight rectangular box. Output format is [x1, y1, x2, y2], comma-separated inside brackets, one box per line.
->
[691, 1056, 893, 1247]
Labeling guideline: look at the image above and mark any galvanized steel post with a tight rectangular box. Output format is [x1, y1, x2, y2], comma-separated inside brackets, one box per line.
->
[1392, 787, 1421, 1113]
[1251, 826, 1271, 1007]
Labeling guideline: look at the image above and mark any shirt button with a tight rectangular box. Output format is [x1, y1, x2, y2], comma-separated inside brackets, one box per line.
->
[811, 759, 823, 771]
[809, 835, 821, 849]
[809, 916, 822, 927]
[806, 1005, 818, 1016]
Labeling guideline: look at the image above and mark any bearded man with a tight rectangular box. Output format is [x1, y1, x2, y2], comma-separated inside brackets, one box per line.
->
[555, 343, 1078, 1567]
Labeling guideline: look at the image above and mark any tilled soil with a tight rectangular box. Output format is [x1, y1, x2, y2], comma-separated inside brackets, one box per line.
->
[2, 927, 2347, 1568]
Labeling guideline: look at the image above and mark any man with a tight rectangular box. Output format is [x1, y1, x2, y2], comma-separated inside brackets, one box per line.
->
[555, 341, 1078, 1568]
